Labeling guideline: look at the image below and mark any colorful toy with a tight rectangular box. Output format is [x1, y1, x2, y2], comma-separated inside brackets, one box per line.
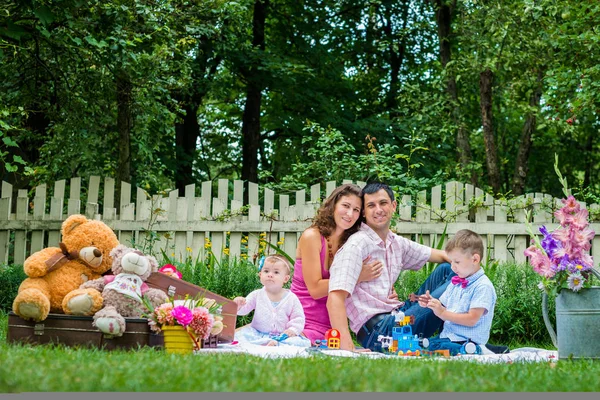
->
[459, 341, 482, 355]
[324, 328, 341, 349]
[377, 312, 481, 357]
[311, 328, 342, 350]
[12, 215, 120, 322]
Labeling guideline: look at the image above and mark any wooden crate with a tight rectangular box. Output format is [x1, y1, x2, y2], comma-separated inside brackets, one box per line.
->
[7, 312, 163, 350]
[145, 272, 237, 343]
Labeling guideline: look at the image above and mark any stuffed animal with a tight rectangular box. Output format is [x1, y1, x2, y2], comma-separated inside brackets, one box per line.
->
[12, 214, 120, 322]
[82, 245, 169, 336]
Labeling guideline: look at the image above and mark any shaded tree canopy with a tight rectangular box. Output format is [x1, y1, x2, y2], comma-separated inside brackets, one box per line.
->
[1, 0, 599, 202]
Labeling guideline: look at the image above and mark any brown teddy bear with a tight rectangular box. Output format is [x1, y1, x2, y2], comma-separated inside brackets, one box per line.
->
[12, 214, 120, 322]
[82, 245, 169, 336]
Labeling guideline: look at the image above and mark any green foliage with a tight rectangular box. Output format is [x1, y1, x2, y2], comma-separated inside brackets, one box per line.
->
[263, 121, 445, 198]
[0, 264, 26, 312]
[0, 108, 34, 178]
[1, 0, 600, 204]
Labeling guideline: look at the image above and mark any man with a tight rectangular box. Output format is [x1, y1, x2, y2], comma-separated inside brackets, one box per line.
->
[327, 182, 454, 351]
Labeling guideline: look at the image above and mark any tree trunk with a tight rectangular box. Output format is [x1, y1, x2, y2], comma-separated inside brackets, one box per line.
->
[175, 102, 200, 195]
[434, 0, 476, 186]
[241, 0, 268, 187]
[479, 69, 501, 195]
[512, 69, 544, 196]
[116, 70, 133, 209]
[383, 2, 408, 116]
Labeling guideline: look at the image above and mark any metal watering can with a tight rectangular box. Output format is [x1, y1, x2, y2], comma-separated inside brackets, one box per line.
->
[542, 268, 600, 359]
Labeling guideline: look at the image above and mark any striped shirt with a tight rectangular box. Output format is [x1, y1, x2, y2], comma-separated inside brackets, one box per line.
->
[439, 268, 496, 344]
[328, 223, 431, 333]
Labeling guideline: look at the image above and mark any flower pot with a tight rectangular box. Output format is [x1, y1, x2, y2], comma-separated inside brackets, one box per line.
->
[162, 325, 195, 355]
[543, 286, 600, 359]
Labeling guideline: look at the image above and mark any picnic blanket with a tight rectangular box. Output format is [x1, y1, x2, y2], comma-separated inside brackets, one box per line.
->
[196, 342, 558, 364]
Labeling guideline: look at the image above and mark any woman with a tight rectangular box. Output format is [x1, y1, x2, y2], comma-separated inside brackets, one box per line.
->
[290, 183, 382, 343]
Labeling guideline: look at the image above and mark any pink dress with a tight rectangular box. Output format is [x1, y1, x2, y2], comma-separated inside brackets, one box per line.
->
[290, 235, 330, 343]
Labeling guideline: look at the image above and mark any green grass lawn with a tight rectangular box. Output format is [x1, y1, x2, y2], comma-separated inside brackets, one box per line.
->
[1, 308, 599, 393]
[2, 340, 600, 392]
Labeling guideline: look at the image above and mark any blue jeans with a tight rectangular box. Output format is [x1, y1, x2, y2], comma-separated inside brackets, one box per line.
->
[360, 262, 455, 351]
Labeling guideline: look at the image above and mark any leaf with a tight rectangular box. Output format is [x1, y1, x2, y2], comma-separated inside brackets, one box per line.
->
[12, 155, 26, 165]
[84, 36, 100, 47]
[34, 6, 56, 26]
[5, 163, 17, 172]
[0, 21, 29, 41]
[2, 137, 18, 147]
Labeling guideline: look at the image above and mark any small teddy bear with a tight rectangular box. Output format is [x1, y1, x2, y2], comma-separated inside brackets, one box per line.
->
[81, 245, 168, 336]
[12, 214, 119, 322]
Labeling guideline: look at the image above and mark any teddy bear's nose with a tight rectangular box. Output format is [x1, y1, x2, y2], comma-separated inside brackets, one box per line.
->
[93, 249, 102, 257]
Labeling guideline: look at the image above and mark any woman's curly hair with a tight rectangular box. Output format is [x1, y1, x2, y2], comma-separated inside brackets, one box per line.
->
[312, 183, 363, 246]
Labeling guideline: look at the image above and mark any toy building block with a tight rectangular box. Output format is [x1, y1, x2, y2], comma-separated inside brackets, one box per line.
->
[324, 328, 341, 349]
[271, 333, 289, 342]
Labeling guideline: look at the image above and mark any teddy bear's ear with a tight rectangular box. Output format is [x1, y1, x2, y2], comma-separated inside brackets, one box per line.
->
[109, 244, 129, 259]
[146, 254, 159, 273]
[61, 214, 88, 236]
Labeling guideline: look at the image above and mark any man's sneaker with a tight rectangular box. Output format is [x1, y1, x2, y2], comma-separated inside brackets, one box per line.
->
[485, 343, 510, 354]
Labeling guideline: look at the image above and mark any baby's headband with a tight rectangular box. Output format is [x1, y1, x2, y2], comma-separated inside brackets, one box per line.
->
[258, 255, 266, 272]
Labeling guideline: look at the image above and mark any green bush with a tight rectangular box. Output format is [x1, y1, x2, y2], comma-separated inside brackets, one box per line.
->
[0, 264, 25, 313]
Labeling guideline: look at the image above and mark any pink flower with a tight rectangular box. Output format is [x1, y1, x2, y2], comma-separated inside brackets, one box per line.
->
[172, 305, 194, 326]
[159, 264, 183, 279]
[554, 208, 572, 226]
[525, 192, 595, 293]
[155, 303, 174, 326]
[189, 307, 215, 340]
[561, 196, 580, 214]
[524, 245, 555, 278]
[571, 209, 590, 230]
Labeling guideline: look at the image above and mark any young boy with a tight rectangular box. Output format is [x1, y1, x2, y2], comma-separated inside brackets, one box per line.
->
[234, 254, 311, 347]
[418, 229, 497, 355]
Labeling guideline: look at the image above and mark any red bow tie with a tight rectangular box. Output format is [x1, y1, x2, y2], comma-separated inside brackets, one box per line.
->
[451, 276, 469, 288]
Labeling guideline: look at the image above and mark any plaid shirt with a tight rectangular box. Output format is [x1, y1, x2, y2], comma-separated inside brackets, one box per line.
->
[438, 268, 496, 344]
[328, 223, 431, 333]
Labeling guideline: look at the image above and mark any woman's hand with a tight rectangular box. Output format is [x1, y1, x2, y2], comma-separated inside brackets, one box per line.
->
[358, 256, 383, 283]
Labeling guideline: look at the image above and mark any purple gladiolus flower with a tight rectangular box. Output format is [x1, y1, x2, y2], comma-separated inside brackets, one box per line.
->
[172, 305, 194, 326]
[540, 226, 562, 260]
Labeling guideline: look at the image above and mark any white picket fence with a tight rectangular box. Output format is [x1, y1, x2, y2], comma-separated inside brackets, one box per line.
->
[1, 177, 600, 267]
